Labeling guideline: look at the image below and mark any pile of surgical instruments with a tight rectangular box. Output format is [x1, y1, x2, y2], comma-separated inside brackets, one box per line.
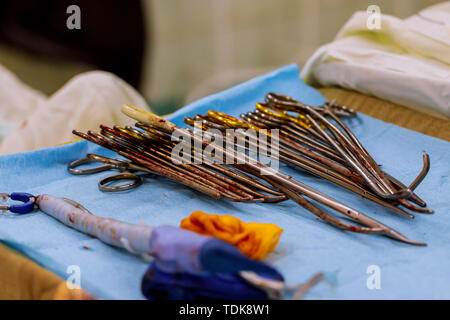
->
[71, 94, 432, 246]
[187, 93, 432, 217]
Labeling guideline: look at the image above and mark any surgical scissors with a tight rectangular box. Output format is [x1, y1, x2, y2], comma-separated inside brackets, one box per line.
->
[68, 154, 145, 192]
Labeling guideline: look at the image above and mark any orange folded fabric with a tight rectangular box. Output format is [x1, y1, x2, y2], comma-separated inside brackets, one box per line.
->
[180, 211, 283, 260]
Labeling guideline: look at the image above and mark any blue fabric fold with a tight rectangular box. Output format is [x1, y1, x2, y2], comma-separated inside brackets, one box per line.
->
[0, 63, 449, 299]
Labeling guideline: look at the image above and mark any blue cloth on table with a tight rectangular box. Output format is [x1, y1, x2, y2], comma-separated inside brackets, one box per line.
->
[0, 64, 449, 299]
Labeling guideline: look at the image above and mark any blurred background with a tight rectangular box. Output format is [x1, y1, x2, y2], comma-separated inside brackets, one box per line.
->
[0, 0, 443, 115]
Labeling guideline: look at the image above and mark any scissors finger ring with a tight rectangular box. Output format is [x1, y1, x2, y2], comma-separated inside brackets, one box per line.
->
[68, 158, 112, 175]
[98, 173, 143, 192]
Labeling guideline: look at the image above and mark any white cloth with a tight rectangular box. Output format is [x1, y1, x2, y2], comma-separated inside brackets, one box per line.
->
[0, 66, 148, 154]
[301, 2, 450, 119]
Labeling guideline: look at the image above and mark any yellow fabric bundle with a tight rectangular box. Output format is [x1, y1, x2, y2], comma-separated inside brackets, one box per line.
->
[180, 211, 283, 260]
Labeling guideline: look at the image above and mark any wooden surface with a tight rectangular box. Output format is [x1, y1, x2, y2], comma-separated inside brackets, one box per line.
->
[318, 87, 450, 142]
[0, 244, 94, 300]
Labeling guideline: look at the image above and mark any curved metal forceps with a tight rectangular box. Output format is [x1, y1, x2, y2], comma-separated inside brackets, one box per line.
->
[265, 93, 431, 210]
[68, 154, 145, 192]
[196, 112, 415, 218]
[193, 101, 432, 218]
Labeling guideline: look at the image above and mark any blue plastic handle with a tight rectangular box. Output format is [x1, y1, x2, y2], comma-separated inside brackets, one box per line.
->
[199, 239, 283, 280]
[9, 192, 35, 214]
